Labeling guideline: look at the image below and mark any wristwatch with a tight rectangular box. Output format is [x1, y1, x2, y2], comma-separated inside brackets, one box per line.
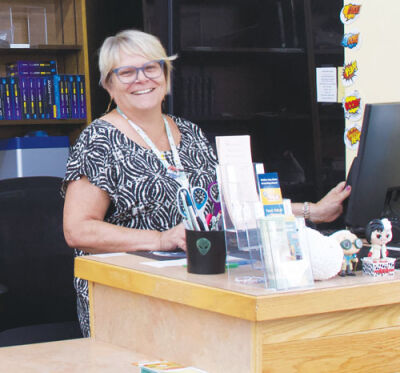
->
[303, 201, 311, 220]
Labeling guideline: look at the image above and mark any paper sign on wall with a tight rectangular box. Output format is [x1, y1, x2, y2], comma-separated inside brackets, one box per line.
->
[316, 67, 337, 103]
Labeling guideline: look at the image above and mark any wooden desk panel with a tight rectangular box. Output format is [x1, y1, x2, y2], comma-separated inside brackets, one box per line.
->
[76, 254, 400, 373]
[262, 326, 400, 372]
[92, 283, 254, 373]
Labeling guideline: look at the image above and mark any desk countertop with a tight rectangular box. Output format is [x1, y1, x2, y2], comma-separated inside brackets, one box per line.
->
[75, 253, 400, 322]
[0, 338, 154, 373]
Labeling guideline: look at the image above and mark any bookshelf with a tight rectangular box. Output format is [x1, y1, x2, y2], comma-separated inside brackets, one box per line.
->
[143, 0, 345, 204]
[0, 0, 91, 143]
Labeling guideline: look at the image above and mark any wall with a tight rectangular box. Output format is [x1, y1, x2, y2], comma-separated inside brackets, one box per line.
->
[344, 0, 400, 171]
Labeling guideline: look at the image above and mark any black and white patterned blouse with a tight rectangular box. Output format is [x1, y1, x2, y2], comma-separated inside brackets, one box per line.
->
[63, 115, 218, 229]
[62, 115, 218, 337]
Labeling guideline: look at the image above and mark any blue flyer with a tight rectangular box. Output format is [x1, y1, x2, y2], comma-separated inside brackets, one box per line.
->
[258, 172, 284, 216]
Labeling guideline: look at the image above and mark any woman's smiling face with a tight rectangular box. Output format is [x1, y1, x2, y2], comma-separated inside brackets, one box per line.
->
[107, 50, 167, 114]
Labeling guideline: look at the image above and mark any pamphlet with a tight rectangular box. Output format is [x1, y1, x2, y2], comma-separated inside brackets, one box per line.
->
[134, 360, 208, 372]
[215, 135, 261, 232]
[257, 172, 284, 216]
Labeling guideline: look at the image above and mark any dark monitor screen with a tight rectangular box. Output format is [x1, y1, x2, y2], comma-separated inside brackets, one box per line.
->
[345, 102, 400, 236]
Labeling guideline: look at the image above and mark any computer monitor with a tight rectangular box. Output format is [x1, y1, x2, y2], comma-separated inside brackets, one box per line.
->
[345, 102, 400, 238]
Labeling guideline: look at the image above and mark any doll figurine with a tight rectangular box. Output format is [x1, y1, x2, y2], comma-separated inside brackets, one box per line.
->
[365, 218, 392, 259]
[330, 230, 363, 277]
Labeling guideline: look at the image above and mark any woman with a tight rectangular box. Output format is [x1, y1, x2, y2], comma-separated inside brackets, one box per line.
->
[62, 29, 218, 336]
[63, 29, 350, 337]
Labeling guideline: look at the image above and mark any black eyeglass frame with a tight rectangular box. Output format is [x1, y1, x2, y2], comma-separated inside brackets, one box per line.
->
[340, 238, 363, 250]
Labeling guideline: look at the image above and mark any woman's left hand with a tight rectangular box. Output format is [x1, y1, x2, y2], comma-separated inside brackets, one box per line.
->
[310, 181, 352, 223]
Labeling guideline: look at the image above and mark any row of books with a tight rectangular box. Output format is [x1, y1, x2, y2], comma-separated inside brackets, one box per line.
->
[6, 60, 57, 77]
[0, 74, 87, 120]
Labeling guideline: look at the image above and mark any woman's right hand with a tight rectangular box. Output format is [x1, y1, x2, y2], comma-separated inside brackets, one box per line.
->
[159, 223, 187, 252]
[64, 176, 186, 254]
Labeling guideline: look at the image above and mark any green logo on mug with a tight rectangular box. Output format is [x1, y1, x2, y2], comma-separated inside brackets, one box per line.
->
[196, 237, 211, 255]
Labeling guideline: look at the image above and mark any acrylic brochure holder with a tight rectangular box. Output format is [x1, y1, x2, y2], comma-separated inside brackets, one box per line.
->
[218, 163, 267, 288]
[215, 135, 314, 291]
[0, 5, 48, 47]
[218, 179, 315, 291]
[257, 215, 314, 291]
[218, 173, 314, 291]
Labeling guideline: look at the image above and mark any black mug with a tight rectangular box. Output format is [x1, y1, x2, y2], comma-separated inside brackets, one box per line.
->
[185, 229, 226, 274]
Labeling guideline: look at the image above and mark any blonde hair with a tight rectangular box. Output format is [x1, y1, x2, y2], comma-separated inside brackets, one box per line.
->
[99, 29, 177, 93]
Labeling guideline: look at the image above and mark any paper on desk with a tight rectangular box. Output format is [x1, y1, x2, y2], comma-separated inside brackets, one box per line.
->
[216, 135, 254, 165]
[141, 258, 187, 268]
[134, 360, 208, 372]
[93, 252, 128, 258]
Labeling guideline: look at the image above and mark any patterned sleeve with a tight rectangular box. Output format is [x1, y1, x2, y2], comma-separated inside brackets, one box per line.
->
[177, 116, 218, 163]
[197, 125, 218, 163]
[61, 122, 115, 197]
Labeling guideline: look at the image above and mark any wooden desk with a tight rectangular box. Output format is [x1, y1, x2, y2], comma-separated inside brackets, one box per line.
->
[76, 253, 400, 373]
[0, 338, 152, 372]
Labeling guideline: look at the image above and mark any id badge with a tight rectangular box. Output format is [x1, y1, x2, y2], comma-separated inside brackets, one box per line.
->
[167, 165, 187, 184]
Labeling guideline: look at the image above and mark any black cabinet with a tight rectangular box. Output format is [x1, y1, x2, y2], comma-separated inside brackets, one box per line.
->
[143, 0, 345, 203]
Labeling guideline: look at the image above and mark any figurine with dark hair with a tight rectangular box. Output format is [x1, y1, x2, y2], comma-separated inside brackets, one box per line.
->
[365, 218, 392, 259]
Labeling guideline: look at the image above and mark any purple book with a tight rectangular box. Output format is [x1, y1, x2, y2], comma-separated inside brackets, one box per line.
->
[0, 81, 4, 120]
[77, 75, 86, 119]
[2, 78, 12, 120]
[52, 75, 62, 119]
[59, 75, 66, 119]
[10, 77, 22, 120]
[29, 60, 57, 73]
[36, 77, 45, 119]
[70, 75, 79, 119]
[6, 61, 30, 75]
[6, 60, 57, 76]
[19, 77, 30, 119]
[28, 77, 38, 119]
[62, 75, 72, 118]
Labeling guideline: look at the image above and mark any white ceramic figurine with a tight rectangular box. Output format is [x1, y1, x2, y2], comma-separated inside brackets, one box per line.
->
[365, 218, 392, 259]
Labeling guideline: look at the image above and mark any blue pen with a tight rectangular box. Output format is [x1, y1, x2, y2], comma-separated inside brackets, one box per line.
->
[183, 189, 201, 231]
[181, 200, 194, 230]
[177, 188, 199, 230]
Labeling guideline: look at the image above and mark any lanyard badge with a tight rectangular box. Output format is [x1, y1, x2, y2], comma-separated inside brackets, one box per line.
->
[117, 107, 189, 188]
[167, 165, 185, 182]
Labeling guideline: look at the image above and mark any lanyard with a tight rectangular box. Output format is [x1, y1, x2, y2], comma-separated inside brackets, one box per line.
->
[116, 107, 189, 188]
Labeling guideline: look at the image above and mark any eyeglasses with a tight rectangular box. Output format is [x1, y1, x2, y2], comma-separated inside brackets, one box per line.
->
[340, 238, 363, 250]
[112, 60, 165, 84]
